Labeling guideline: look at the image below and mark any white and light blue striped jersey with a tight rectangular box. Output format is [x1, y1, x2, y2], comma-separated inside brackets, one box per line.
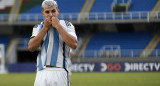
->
[31, 20, 77, 71]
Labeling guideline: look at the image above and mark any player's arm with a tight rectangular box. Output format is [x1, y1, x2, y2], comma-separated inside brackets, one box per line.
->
[52, 17, 77, 49]
[28, 18, 51, 52]
[28, 27, 48, 52]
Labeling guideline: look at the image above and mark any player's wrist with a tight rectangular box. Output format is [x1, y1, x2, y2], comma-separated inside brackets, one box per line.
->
[54, 23, 61, 29]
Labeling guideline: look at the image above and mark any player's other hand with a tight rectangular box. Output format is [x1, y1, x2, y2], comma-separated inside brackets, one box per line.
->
[51, 16, 60, 29]
[44, 17, 52, 29]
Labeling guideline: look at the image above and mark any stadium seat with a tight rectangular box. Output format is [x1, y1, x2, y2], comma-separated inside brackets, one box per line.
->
[18, 0, 85, 21]
[0, 35, 10, 52]
[85, 32, 153, 57]
[16, 0, 158, 21]
[18, 34, 31, 48]
[89, 0, 157, 20]
[129, 0, 157, 12]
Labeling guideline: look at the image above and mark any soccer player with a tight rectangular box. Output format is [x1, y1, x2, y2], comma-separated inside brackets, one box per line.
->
[28, 0, 77, 86]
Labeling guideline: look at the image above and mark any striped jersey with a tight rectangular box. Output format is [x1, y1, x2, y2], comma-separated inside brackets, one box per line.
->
[31, 20, 77, 71]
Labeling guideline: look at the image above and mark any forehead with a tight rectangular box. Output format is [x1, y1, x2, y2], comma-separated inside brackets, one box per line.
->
[43, 6, 57, 11]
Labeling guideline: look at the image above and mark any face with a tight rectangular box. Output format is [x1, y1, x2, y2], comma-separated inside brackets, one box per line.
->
[42, 6, 59, 19]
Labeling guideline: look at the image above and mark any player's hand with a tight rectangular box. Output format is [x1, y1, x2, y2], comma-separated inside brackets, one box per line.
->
[51, 16, 60, 29]
[43, 17, 52, 29]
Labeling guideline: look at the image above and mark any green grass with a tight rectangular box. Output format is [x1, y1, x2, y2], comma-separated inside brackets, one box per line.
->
[0, 73, 35, 86]
[0, 72, 160, 86]
[71, 72, 160, 86]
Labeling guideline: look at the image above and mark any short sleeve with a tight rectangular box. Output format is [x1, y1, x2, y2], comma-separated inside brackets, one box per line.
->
[60, 20, 77, 39]
[30, 23, 42, 39]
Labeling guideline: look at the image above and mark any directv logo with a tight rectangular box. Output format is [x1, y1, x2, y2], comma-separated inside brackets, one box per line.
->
[71, 63, 95, 72]
[124, 62, 160, 72]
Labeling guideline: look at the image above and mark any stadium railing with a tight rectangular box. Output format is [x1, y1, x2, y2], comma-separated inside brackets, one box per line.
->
[80, 49, 160, 58]
[0, 11, 160, 24]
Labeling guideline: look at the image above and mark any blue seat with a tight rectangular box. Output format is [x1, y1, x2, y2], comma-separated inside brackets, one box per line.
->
[85, 32, 153, 57]
[0, 35, 10, 52]
[18, 0, 86, 21]
[18, 34, 31, 47]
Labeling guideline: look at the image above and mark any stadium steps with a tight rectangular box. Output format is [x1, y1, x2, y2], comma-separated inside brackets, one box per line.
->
[6, 38, 19, 64]
[78, 0, 95, 20]
[77, 34, 93, 58]
[140, 33, 160, 57]
[8, 0, 22, 22]
[149, 0, 160, 18]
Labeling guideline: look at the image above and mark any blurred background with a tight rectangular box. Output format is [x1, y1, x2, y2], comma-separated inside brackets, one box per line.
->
[0, 0, 160, 86]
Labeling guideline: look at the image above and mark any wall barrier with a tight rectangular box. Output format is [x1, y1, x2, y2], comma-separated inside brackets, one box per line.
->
[71, 62, 160, 72]
[6, 62, 160, 72]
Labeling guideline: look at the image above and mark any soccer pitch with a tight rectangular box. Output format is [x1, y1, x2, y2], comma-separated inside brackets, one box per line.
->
[0, 72, 160, 86]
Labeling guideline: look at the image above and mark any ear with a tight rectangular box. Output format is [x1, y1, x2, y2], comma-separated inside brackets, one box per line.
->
[42, 11, 45, 16]
[57, 9, 60, 15]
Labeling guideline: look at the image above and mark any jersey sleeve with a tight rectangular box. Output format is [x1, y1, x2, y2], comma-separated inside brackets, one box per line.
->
[30, 24, 41, 39]
[60, 20, 77, 39]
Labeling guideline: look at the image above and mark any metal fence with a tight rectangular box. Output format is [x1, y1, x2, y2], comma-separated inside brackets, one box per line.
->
[0, 11, 160, 24]
[80, 49, 160, 58]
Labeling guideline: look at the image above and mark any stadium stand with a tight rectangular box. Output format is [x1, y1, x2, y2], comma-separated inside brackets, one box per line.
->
[87, 32, 153, 49]
[0, 0, 159, 22]
[129, 0, 157, 12]
[12, 0, 159, 22]
[156, 42, 160, 49]
[89, 0, 157, 13]
[20, 0, 85, 13]
[87, 0, 157, 20]
[0, 0, 14, 21]
[84, 32, 153, 57]
[90, 0, 112, 12]
[150, 38, 160, 57]
[20, 0, 42, 13]
[17, 0, 43, 21]
[0, 0, 14, 13]
[57, 0, 85, 13]
[18, 34, 30, 48]
[18, 0, 85, 21]
[90, 0, 157, 12]
[0, 35, 10, 52]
